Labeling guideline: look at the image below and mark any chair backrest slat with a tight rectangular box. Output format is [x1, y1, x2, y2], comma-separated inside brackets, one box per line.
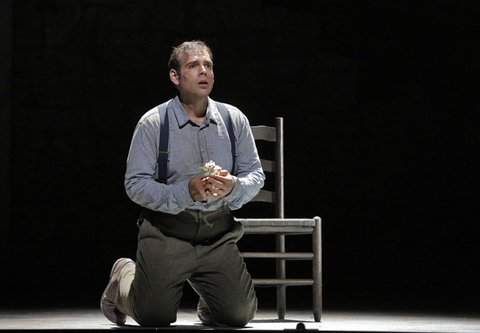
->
[250, 118, 284, 218]
[260, 159, 275, 173]
[251, 125, 276, 142]
[250, 190, 274, 203]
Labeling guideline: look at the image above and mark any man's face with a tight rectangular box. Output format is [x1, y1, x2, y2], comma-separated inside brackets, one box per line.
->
[173, 50, 214, 99]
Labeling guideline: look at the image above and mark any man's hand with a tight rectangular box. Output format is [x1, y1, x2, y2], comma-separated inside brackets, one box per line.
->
[204, 169, 235, 198]
[188, 176, 209, 202]
[188, 170, 235, 202]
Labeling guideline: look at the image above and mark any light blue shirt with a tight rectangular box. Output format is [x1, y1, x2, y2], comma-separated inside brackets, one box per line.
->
[125, 96, 265, 214]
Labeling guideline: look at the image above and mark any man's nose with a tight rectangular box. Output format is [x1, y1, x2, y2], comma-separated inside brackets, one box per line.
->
[199, 65, 207, 75]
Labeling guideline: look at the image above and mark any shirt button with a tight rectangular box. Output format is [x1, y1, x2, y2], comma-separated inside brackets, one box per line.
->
[201, 149, 205, 152]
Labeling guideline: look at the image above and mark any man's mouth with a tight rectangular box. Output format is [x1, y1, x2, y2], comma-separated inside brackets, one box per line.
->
[198, 80, 209, 86]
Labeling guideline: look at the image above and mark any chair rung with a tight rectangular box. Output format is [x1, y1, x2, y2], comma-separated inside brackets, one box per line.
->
[241, 252, 314, 260]
[243, 227, 314, 234]
[252, 279, 314, 286]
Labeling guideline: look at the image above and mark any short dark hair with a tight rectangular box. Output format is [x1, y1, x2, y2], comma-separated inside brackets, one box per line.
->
[168, 40, 214, 77]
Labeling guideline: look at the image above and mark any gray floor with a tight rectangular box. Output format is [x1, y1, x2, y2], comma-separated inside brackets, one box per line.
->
[1, 308, 479, 332]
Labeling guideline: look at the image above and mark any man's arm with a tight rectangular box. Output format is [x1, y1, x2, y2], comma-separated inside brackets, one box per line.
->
[124, 114, 195, 215]
[220, 110, 265, 210]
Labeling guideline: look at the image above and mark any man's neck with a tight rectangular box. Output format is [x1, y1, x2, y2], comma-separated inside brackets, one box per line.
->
[179, 95, 209, 125]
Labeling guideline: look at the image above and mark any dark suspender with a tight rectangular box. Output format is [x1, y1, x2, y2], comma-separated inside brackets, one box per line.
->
[218, 102, 236, 171]
[156, 101, 235, 184]
[156, 102, 169, 183]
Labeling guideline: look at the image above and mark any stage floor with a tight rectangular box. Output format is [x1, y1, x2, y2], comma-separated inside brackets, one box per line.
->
[1, 307, 479, 332]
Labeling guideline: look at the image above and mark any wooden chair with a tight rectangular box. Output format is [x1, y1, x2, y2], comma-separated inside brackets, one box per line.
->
[235, 117, 322, 322]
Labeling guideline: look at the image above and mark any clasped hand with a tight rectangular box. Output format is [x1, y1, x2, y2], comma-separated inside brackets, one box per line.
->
[188, 170, 234, 202]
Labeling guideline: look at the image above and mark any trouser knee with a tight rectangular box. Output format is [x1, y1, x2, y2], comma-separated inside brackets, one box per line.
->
[214, 297, 257, 327]
[217, 313, 254, 327]
[133, 308, 175, 327]
[131, 296, 178, 327]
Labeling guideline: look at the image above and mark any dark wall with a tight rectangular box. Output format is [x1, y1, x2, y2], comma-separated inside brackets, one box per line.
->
[1, 0, 12, 285]
[2, 0, 479, 312]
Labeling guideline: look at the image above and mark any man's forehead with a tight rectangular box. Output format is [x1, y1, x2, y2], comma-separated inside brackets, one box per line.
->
[181, 50, 212, 64]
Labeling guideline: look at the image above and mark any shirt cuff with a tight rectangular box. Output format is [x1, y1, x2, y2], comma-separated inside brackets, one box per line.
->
[224, 176, 243, 202]
[174, 181, 196, 209]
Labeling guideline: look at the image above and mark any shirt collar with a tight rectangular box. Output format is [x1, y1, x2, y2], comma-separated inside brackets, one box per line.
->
[171, 96, 220, 128]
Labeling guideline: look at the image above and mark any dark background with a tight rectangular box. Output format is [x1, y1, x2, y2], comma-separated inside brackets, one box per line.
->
[1, 0, 479, 314]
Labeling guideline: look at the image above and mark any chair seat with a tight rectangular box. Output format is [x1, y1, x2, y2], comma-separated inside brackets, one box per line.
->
[252, 279, 315, 286]
[235, 218, 316, 234]
[241, 252, 314, 259]
[236, 218, 316, 227]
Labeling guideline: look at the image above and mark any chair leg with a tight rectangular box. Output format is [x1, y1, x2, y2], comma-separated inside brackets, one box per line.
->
[276, 234, 286, 320]
[312, 217, 322, 322]
[277, 286, 286, 320]
[313, 282, 322, 322]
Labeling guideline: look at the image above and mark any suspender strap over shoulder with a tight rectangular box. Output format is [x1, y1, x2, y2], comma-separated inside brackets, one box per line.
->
[216, 102, 236, 171]
[156, 101, 236, 184]
[156, 102, 169, 184]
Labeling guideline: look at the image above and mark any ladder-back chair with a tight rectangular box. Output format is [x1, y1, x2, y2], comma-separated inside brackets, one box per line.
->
[235, 117, 322, 322]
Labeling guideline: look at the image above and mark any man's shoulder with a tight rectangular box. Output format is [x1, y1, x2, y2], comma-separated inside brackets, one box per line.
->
[214, 100, 239, 112]
[212, 100, 247, 123]
[138, 100, 172, 125]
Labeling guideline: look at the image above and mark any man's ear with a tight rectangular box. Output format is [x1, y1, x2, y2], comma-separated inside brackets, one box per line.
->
[170, 69, 180, 86]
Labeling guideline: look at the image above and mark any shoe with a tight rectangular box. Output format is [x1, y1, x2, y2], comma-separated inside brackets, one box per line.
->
[197, 296, 215, 326]
[100, 258, 135, 325]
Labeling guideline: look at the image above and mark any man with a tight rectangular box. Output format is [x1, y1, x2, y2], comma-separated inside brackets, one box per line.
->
[100, 41, 265, 327]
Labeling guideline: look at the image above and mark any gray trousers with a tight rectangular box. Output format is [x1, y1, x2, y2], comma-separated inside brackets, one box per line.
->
[115, 207, 257, 327]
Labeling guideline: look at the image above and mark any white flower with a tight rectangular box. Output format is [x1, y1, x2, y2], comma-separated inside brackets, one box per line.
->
[200, 160, 222, 176]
